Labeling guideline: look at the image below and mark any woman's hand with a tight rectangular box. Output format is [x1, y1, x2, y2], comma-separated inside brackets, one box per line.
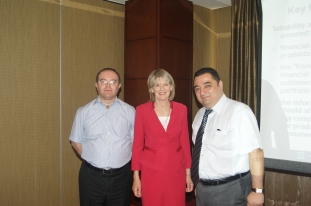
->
[186, 173, 194, 192]
[132, 171, 142, 198]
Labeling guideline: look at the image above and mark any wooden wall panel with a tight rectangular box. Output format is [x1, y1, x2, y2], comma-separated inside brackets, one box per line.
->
[160, 0, 193, 41]
[264, 170, 311, 205]
[124, 79, 150, 107]
[125, 0, 193, 110]
[126, 0, 157, 41]
[125, 38, 157, 79]
[174, 79, 192, 109]
[160, 38, 192, 79]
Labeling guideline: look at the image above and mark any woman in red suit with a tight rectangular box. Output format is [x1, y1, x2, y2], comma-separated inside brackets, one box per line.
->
[132, 69, 193, 206]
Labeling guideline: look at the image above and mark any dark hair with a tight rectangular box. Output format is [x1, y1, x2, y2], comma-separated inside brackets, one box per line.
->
[96, 68, 121, 83]
[194, 67, 221, 83]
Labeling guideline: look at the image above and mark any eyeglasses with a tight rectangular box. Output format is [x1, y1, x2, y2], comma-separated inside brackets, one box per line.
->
[99, 80, 118, 86]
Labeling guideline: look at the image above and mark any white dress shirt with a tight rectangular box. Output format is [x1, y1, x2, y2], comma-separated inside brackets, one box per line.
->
[192, 94, 262, 180]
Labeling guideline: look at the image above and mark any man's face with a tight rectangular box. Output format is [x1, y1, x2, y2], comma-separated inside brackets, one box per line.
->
[193, 73, 223, 109]
[95, 70, 121, 103]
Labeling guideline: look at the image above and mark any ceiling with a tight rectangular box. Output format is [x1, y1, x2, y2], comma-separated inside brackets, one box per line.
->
[106, 0, 231, 10]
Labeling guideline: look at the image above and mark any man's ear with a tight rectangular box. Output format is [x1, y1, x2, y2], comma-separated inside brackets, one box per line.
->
[219, 80, 223, 90]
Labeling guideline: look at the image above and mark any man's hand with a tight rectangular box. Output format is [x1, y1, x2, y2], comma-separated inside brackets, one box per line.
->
[248, 148, 264, 206]
[71, 141, 82, 156]
[247, 192, 264, 206]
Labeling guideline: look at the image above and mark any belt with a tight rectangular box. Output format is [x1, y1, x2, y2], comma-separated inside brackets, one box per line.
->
[200, 171, 249, 186]
[84, 161, 127, 174]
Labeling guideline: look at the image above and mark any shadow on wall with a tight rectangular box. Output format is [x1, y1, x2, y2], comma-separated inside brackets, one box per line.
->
[260, 79, 290, 160]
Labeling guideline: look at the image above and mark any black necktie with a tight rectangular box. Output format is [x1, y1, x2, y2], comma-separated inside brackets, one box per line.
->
[191, 109, 213, 186]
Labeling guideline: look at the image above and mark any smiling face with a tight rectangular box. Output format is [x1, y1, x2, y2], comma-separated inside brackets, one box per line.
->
[194, 73, 223, 109]
[95, 70, 121, 104]
[151, 77, 173, 102]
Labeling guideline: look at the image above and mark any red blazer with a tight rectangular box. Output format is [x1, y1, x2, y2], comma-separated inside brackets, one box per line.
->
[131, 101, 192, 171]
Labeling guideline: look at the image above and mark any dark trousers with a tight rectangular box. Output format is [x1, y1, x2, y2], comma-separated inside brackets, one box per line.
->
[79, 161, 131, 206]
[196, 172, 251, 206]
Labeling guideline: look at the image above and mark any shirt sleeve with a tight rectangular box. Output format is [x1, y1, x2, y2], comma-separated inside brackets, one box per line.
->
[235, 105, 262, 155]
[69, 108, 84, 143]
[129, 107, 136, 142]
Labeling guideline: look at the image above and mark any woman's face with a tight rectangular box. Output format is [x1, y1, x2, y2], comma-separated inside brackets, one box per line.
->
[151, 77, 172, 102]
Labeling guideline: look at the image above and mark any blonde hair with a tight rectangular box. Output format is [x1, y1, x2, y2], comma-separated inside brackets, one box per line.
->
[147, 69, 175, 102]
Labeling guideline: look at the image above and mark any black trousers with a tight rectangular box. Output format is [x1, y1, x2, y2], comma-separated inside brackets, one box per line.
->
[79, 161, 131, 206]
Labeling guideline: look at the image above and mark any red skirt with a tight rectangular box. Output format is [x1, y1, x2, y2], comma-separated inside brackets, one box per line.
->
[141, 164, 186, 206]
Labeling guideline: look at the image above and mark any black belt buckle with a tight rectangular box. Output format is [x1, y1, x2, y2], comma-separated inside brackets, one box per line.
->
[102, 168, 119, 174]
[200, 179, 225, 186]
[200, 171, 249, 186]
[85, 161, 122, 174]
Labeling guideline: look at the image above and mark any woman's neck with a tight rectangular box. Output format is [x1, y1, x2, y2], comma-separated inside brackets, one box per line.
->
[154, 100, 171, 117]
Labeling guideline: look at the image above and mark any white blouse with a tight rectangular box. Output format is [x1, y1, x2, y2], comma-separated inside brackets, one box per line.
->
[158, 116, 171, 131]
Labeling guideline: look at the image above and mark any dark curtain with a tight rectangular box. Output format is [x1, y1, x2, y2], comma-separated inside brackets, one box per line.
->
[230, 0, 259, 116]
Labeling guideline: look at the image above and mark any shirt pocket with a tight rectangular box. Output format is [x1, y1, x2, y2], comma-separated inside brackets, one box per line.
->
[115, 117, 132, 138]
[208, 130, 236, 151]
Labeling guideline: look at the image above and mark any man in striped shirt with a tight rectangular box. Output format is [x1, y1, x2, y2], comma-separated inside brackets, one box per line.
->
[70, 68, 135, 206]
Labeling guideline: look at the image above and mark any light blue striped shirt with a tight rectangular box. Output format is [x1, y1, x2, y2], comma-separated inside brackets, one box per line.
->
[69, 96, 135, 168]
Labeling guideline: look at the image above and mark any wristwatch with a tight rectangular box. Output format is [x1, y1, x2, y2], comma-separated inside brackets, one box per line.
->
[251, 188, 264, 193]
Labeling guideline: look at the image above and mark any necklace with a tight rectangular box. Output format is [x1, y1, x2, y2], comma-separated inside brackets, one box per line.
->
[154, 102, 170, 115]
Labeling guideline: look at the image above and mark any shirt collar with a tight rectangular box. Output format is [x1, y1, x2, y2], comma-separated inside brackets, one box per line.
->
[211, 94, 227, 114]
[94, 96, 120, 106]
[200, 94, 227, 115]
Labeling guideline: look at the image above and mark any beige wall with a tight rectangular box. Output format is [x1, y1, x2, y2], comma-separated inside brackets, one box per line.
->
[192, 5, 231, 119]
[1, 1, 309, 205]
[0, 0, 124, 205]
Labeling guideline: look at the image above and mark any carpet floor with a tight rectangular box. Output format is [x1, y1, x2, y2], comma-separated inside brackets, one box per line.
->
[130, 191, 196, 206]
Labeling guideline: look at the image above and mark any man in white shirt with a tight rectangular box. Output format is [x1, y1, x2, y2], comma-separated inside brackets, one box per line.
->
[191, 67, 264, 206]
